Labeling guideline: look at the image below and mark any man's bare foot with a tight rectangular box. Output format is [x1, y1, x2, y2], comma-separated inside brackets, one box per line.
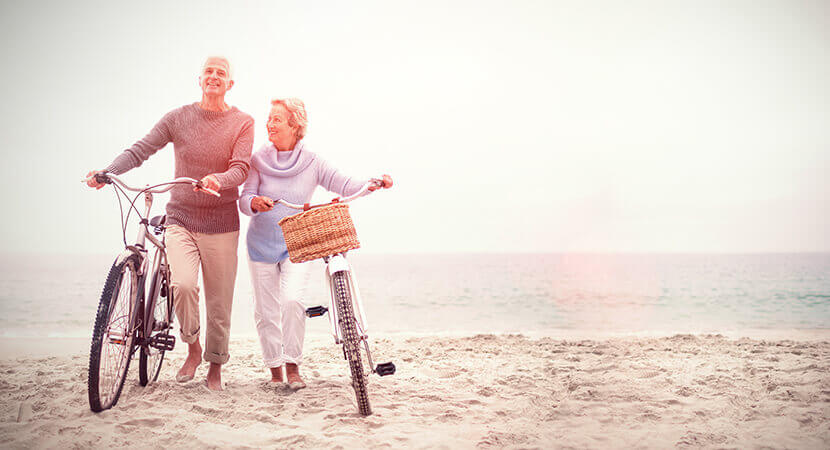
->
[176, 341, 202, 382]
[206, 362, 222, 391]
[285, 363, 306, 389]
[269, 366, 284, 383]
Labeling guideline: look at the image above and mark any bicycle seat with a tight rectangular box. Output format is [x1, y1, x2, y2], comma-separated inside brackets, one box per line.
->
[149, 215, 167, 227]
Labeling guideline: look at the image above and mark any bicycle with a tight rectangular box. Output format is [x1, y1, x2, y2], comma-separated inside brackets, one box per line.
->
[83, 172, 219, 412]
[275, 179, 395, 416]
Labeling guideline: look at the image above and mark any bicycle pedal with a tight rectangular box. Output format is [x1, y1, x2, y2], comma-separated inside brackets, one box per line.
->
[107, 331, 128, 345]
[375, 362, 396, 376]
[305, 306, 328, 317]
[149, 333, 175, 351]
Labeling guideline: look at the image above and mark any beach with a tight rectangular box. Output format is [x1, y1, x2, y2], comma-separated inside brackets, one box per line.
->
[1, 332, 828, 449]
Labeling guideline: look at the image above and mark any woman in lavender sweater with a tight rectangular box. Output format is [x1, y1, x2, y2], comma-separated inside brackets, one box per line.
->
[239, 98, 391, 388]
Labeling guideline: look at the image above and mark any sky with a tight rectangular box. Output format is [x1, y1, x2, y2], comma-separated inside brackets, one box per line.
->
[0, 0, 828, 254]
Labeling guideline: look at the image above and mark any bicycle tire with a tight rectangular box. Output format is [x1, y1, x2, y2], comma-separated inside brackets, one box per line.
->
[331, 271, 372, 416]
[139, 258, 172, 386]
[88, 255, 141, 412]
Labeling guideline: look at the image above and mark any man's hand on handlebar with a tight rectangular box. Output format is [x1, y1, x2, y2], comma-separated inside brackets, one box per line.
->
[85, 170, 109, 189]
[252, 196, 275, 212]
[194, 174, 221, 195]
[368, 174, 393, 192]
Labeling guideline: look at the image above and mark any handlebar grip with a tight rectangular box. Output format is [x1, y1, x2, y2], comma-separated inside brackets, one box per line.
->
[94, 172, 112, 184]
[368, 175, 392, 190]
[192, 180, 221, 197]
[203, 188, 221, 197]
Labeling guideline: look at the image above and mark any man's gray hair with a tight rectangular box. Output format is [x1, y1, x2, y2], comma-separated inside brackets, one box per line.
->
[202, 56, 234, 80]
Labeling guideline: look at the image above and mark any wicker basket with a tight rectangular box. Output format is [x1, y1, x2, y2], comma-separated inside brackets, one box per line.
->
[278, 203, 360, 263]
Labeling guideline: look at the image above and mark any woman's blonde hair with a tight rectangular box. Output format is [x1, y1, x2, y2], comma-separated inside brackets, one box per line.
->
[271, 98, 308, 140]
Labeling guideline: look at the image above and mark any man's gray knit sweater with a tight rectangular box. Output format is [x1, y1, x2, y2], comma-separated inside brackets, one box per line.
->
[105, 103, 255, 233]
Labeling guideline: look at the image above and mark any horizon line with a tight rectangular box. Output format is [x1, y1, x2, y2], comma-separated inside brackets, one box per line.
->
[2, 250, 829, 257]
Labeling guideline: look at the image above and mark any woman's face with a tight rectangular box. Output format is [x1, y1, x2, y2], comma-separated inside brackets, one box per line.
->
[267, 104, 297, 150]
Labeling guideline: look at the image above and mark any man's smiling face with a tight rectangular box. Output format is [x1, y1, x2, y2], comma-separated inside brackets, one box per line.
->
[199, 57, 233, 97]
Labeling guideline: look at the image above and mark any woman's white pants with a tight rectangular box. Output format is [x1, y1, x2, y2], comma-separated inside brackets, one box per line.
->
[248, 258, 311, 367]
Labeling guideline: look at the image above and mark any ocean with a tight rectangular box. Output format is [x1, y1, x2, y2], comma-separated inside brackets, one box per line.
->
[0, 253, 828, 339]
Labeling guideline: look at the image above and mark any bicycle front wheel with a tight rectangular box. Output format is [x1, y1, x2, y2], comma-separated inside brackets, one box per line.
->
[139, 258, 172, 386]
[88, 255, 141, 412]
[331, 271, 372, 416]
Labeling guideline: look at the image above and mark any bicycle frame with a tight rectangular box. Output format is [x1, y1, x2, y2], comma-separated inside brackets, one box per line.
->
[106, 190, 166, 346]
[94, 174, 216, 345]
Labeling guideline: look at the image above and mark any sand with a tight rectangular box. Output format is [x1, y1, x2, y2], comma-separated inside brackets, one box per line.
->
[1, 333, 829, 449]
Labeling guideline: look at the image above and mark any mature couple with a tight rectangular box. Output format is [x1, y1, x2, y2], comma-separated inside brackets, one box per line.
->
[85, 56, 391, 391]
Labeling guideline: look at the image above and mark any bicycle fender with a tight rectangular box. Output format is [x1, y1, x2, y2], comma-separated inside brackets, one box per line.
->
[114, 248, 140, 267]
[327, 254, 351, 275]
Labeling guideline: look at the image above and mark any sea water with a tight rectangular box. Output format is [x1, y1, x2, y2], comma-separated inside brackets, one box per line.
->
[0, 253, 828, 338]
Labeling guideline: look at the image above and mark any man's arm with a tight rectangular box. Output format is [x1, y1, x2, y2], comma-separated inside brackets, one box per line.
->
[213, 116, 255, 189]
[104, 111, 176, 175]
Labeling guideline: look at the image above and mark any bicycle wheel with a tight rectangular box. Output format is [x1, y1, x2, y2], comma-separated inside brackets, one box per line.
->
[139, 258, 172, 386]
[331, 271, 372, 416]
[88, 255, 141, 412]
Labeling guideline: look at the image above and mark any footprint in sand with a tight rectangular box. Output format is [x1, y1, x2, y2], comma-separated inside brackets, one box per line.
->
[191, 404, 222, 416]
[675, 386, 694, 397]
[122, 418, 164, 427]
[477, 387, 495, 397]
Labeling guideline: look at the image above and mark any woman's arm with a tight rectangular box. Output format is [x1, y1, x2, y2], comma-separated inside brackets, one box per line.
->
[316, 158, 368, 197]
[239, 164, 262, 216]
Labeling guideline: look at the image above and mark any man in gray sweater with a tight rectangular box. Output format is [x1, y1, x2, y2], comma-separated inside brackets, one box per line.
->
[86, 56, 254, 390]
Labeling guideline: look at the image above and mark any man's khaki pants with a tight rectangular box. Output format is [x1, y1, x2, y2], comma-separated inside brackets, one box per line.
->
[166, 225, 238, 364]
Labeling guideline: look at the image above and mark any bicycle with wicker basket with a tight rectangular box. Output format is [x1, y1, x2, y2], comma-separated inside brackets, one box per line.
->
[276, 178, 395, 416]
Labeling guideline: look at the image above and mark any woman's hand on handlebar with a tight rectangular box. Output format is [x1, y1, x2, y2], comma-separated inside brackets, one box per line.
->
[252, 196, 275, 212]
[368, 174, 393, 191]
[85, 170, 108, 190]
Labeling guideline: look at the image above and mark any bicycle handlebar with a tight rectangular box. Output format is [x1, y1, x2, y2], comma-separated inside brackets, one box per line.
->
[83, 172, 221, 197]
[276, 179, 383, 211]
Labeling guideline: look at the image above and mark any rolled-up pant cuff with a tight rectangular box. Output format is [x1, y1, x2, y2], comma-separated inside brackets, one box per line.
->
[180, 328, 200, 345]
[263, 357, 284, 368]
[283, 356, 302, 366]
[204, 351, 229, 365]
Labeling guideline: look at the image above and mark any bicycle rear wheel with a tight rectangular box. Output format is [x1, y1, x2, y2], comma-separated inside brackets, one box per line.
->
[88, 255, 141, 412]
[139, 259, 172, 386]
[331, 271, 372, 416]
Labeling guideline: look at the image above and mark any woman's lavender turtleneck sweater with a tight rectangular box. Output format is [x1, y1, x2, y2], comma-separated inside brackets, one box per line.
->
[239, 140, 366, 263]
